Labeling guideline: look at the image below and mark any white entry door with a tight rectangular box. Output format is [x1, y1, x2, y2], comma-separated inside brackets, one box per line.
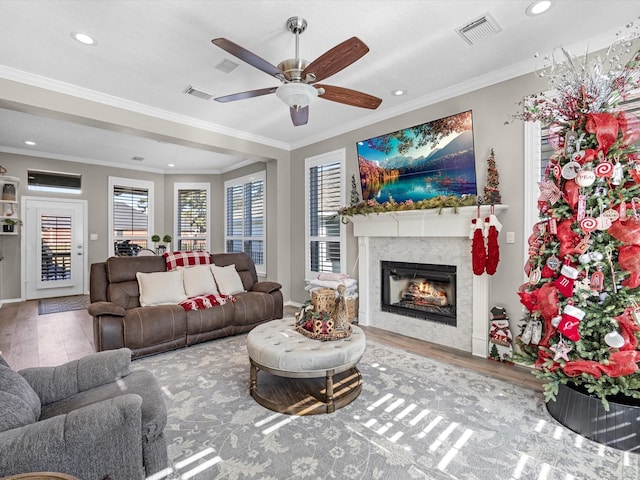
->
[23, 197, 87, 299]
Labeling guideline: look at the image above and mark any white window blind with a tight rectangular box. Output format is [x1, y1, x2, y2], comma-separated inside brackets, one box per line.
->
[109, 177, 153, 256]
[176, 184, 209, 251]
[41, 214, 72, 281]
[224, 172, 265, 275]
[305, 150, 345, 280]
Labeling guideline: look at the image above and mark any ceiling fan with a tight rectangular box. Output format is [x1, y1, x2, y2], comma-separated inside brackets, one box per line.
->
[211, 16, 382, 126]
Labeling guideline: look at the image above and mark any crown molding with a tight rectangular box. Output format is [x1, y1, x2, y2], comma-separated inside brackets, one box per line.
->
[0, 146, 259, 175]
[0, 65, 290, 151]
[0, 24, 626, 156]
[288, 24, 627, 150]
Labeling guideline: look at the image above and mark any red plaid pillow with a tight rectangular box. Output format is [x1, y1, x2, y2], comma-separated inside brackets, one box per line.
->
[163, 250, 211, 271]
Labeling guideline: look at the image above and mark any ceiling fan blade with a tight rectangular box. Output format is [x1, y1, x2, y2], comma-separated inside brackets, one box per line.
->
[214, 87, 277, 103]
[316, 84, 382, 109]
[290, 106, 309, 126]
[212, 38, 284, 79]
[302, 37, 369, 83]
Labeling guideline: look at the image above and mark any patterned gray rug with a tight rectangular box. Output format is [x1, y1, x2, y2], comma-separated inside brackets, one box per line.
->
[134, 332, 639, 480]
[37, 294, 90, 315]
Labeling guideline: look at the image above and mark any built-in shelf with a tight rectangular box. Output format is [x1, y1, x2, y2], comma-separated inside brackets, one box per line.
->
[0, 176, 20, 235]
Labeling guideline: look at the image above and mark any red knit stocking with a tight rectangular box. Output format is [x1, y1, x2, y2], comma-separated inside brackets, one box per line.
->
[485, 213, 501, 275]
[471, 217, 486, 275]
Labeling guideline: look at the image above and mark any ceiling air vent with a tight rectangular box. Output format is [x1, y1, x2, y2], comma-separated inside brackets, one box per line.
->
[456, 13, 501, 45]
[215, 59, 239, 74]
[184, 85, 215, 101]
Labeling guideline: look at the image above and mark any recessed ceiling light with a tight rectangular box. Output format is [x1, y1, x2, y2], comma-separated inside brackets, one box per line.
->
[71, 31, 97, 46]
[526, 1, 552, 16]
[391, 89, 406, 96]
[168, 163, 175, 168]
[24, 140, 36, 146]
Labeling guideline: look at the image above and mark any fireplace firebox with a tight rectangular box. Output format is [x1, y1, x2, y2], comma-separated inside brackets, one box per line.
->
[381, 260, 456, 326]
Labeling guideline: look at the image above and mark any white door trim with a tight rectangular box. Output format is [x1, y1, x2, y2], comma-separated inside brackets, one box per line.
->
[21, 196, 89, 300]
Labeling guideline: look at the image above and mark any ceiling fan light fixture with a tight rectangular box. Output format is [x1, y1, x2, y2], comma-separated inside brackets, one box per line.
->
[276, 83, 317, 108]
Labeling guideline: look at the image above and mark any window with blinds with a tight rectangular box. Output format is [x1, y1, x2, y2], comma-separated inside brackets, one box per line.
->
[305, 150, 345, 279]
[41, 215, 72, 281]
[109, 178, 153, 256]
[176, 184, 209, 251]
[224, 172, 265, 274]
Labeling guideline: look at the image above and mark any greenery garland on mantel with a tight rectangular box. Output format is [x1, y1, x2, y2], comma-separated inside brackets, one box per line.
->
[338, 194, 479, 220]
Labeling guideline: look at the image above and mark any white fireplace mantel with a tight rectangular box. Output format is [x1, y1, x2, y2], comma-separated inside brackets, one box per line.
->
[345, 204, 508, 238]
[347, 204, 508, 358]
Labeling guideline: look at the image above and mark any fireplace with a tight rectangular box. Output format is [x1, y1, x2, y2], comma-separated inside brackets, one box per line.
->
[381, 260, 456, 326]
[345, 205, 507, 356]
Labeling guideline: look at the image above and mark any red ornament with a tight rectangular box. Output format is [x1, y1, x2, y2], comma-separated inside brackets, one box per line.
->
[586, 112, 618, 156]
[537, 282, 560, 321]
[562, 179, 580, 209]
[556, 218, 581, 258]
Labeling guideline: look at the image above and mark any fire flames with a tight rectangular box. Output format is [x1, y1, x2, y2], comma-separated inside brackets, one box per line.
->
[401, 280, 448, 307]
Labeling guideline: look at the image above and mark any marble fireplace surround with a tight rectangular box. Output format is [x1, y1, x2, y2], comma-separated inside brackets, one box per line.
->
[346, 205, 507, 357]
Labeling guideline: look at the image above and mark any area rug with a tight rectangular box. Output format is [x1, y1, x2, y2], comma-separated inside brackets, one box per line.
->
[134, 333, 639, 480]
[37, 295, 90, 315]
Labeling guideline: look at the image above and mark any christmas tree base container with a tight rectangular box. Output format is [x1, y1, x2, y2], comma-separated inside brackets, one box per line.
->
[547, 382, 640, 452]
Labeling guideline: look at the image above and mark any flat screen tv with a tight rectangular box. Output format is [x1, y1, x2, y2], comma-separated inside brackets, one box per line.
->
[356, 110, 477, 204]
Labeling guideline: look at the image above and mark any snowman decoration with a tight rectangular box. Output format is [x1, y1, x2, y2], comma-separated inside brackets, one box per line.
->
[488, 306, 513, 363]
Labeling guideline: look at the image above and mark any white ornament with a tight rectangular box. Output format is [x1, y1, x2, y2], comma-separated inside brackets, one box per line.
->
[604, 330, 625, 348]
[611, 162, 624, 185]
[575, 169, 596, 187]
[578, 253, 592, 265]
[561, 161, 581, 179]
[589, 251, 604, 262]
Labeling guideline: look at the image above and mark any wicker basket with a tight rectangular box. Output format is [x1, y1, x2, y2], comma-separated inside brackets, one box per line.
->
[311, 287, 335, 313]
[346, 297, 356, 321]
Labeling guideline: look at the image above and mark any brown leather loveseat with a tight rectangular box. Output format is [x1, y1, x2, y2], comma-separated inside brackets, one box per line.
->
[88, 252, 283, 358]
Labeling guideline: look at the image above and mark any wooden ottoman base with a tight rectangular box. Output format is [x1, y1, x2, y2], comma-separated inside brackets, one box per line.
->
[250, 359, 362, 415]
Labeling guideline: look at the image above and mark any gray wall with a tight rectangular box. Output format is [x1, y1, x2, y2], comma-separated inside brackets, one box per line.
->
[289, 70, 548, 324]
[0, 67, 550, 323]
[0, 152, 272, 300]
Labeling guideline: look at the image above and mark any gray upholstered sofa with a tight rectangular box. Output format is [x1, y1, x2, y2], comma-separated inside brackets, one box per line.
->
[0, 348, 167, 480]
[89, 252, 283, 358]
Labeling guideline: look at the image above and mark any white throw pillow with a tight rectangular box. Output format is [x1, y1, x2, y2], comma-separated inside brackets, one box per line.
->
[136, 270, 187, 306]
[211, 264, 245, 295]
[182, 264, 219, 297]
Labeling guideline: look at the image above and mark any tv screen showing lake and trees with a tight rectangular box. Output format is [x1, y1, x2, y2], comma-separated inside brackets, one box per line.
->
[356, 110, 477, 204]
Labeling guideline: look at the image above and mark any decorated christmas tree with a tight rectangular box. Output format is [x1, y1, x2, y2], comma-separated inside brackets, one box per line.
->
[516, 34, 640, 408]
[483, 148, 502, 204]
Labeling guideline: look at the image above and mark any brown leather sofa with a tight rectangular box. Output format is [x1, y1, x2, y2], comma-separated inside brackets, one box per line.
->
[88, 252, 283, 358]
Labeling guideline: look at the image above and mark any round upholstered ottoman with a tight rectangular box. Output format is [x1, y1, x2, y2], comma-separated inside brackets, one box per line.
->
[246, 318, 366, 414]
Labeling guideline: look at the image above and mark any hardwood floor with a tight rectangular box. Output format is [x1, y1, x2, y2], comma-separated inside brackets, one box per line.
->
[0, 301, 542, 392]
[0, 299, 95, 370]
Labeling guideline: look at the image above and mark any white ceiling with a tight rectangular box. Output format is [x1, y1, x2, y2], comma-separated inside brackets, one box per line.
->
[0, 1, 638, 173]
